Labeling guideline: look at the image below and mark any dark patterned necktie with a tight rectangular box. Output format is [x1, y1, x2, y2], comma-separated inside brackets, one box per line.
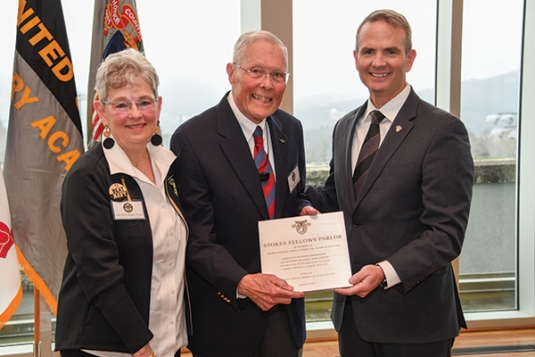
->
[353, 110, 386, 199]
[253, 126, 276, 219]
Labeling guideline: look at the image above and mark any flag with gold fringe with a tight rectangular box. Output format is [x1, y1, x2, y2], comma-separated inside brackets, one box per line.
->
[0, 167, 22, 329]
[87, 0, 144, 146]
[3, 0, 84, 315]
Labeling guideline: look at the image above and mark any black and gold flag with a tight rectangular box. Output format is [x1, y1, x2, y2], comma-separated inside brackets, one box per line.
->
[3, 0, 84, 315]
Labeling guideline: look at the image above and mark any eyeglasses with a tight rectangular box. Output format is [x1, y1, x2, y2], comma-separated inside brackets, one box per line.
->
[101, 98, 157, 112]
[233, 63, 290, 84]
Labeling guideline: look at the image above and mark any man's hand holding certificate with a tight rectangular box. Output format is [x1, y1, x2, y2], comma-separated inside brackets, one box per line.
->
[258, 211, 352, 292]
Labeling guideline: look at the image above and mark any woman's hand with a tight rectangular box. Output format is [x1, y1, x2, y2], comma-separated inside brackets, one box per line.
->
[133, 343, 155, 357]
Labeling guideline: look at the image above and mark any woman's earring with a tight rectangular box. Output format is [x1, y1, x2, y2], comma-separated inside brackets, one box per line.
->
[151, 121, 163, 146]
[103, 125, 115, 149]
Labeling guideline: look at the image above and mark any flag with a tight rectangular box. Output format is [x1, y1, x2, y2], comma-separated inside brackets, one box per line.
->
[3, 0, 84, 315]
[0, 167, 22, 329]
[87, 0, 144, 146]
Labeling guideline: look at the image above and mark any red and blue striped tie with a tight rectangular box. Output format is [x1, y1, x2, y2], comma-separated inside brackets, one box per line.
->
[254, 126, 276, 219]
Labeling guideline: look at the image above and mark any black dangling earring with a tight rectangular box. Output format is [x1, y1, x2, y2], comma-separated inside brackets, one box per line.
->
[103, 125, 115, 149]
[151, 121, 163, 146]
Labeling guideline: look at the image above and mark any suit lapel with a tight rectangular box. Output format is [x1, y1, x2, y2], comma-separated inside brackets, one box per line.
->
[216, 96, 269, 219]
[267, 113, 288, 219]
[354, 90, 419, 208]
[340, 104, 367, 213]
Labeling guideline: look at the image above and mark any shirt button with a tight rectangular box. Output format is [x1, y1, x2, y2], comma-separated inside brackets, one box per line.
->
[170, 320, 174, 325]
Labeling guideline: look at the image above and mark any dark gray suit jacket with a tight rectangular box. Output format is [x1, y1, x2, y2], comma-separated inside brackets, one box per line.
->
[170, 93, 310, 357]
[306, 88, 474, 344]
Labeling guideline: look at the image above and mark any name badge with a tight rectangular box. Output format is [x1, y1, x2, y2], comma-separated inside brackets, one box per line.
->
[111, 200, 145, 220]
[288, 165, 300, 194]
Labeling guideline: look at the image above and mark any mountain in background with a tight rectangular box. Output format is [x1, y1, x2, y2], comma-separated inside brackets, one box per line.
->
[0, 70, 520, 164]
[291, 70, 519, 163]
[294, 70, 519, 133]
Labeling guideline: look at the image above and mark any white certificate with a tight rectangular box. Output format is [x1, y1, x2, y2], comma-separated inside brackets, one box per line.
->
[258, 211, 352, 292]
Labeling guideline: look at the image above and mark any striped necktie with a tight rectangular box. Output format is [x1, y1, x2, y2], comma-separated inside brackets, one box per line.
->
[353, 110, 386, 199]
[253, 126, 276, 219]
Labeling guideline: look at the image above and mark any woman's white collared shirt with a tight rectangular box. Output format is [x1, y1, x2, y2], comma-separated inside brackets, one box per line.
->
[83, 139, 187, 357]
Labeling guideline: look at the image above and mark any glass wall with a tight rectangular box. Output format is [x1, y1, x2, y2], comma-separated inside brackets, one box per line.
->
[136, 1, 241, 146]
[458, 0, 524, 312]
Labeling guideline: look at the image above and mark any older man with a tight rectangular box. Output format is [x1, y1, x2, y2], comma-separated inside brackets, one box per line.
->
[306, 9, 474, 357]
[170, 31, 312, 357]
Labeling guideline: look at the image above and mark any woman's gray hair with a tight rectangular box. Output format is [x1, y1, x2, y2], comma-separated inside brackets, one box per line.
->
[95, 48, 159, 100]
[232, 30, 288, 69]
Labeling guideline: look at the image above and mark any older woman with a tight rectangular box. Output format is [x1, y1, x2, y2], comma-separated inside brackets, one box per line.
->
[55, 49, 188, 357]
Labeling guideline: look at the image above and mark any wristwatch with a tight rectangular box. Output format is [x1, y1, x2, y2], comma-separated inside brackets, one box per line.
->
[380, 276, 388, 288]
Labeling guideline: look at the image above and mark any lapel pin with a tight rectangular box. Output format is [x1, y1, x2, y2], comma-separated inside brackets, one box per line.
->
[168, 177, 178, 196]
[279, 138, 287, 143]
[396, 125, 402, 132]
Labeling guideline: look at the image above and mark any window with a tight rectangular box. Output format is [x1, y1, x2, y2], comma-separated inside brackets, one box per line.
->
[458, 0, 524, 313]
[136, 1, 241, 147]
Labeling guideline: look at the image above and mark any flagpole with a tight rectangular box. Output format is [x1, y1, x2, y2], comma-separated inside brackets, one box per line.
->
[33, 287, 41, 357]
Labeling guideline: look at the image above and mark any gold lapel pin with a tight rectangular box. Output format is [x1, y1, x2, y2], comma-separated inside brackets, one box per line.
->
[279, 138, 287, 143]
[396, 125, 402, 132]
[168, 177, 178, 196]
